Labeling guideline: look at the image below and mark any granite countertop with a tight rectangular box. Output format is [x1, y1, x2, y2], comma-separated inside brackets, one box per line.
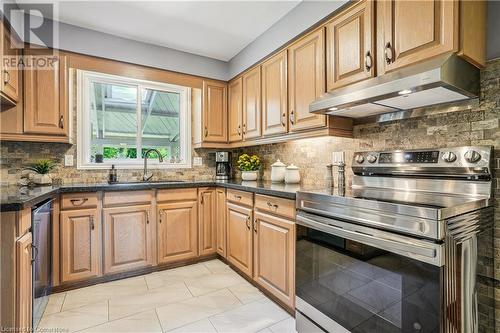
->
[0, 180, 317, 212]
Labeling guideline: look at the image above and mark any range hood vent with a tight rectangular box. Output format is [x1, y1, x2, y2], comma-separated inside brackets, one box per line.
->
[310, 54, 480, 119]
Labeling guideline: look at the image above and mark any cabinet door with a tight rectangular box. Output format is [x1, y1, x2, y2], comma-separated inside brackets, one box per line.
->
[253, 212, 295, 308]
[377, 0, 455, 74]
[215, 188, 227, 257]
[202, 80, 227, 143]
[1, 23, 20, 103]
[157, 200, 198, 264]
[262, 50, 287, 136]
[103, 205, 153, 274]
[226, 202, 253, 277]
[198, 188, 217, 256]
[228, 77, 243, 142]
[288, 29, 326, 132]
[16, 232, 32, 331]
[326, 0, 375, 90]
[24, 50, 68, 136]
[242, 66, 261, 140]
[60, 209, 101, 283]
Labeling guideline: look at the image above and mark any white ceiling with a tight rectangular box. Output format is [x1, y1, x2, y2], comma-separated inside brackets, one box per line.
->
[33, 1, 302, 61]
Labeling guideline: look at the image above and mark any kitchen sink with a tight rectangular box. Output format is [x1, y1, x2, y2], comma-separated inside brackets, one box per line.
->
[110, 180, 186, 185]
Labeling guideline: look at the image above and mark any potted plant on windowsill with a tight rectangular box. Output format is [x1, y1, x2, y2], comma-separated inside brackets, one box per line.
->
[237, 154, 261, 181]
[24, 159, 56, 185]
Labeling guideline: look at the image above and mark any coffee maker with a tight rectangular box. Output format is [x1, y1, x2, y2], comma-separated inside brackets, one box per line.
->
[215, 152, 231, 180]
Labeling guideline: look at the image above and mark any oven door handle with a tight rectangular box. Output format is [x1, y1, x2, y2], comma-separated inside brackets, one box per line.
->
[296, 213, 443, 266]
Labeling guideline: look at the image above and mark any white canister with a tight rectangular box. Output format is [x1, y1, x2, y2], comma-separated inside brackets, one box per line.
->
[285, 164, 301, 184]
[270, 159, 286, 183]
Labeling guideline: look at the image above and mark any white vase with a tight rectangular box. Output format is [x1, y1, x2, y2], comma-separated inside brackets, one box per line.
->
[32, 174, 52, 185]
[241, 170, 258, 181]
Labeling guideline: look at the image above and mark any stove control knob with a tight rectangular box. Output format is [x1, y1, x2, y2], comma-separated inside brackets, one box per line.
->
[366, 154, 377, 163]
[441, 151, 457, 163]
[354, 154, 365, 164]
[464, 150, 481, 163]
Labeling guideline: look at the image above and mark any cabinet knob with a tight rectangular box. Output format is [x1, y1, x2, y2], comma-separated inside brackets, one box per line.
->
[204, 126, 208, 137]
[281, 112, 286, 127]
[146, 211, 150, 224]
[253, 218, 257, 233]
[242, 123, 247, 135]
[384, 42, 394, 65]
[237, 125, 241, 136]
[290, 110, 295, 125]
[365, 51, 373, 71]
[59, 115, 64, 129]
[3, 70, 10, 84]
[90, 215, 95, 230]
[246, 216, 251, 229]
[159, 210, 163, 223]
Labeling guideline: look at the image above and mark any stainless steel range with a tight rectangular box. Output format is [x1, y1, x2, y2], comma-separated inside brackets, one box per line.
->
[295, 146, 493, 333]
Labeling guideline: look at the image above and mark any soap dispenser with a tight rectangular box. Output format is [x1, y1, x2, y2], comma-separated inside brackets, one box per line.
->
[108, 164, 117, 183]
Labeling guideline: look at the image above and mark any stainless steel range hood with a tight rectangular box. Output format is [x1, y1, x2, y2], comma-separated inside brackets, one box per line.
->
[310, 54, 480, 118]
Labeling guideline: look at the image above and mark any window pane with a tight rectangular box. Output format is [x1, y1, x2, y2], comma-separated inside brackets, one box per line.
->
[140, 88, 181, 161]
[90, 82, 138, 162]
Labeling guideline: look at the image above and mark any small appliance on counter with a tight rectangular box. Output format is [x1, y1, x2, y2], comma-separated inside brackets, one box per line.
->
[215, 152, 231, 180]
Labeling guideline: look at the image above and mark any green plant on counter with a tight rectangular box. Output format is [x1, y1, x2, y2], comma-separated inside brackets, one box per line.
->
[25, 159, 56, 174]
[236, 154, 261, 171]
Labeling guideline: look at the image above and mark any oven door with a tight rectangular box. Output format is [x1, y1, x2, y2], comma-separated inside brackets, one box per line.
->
[295, 211, 444, 333]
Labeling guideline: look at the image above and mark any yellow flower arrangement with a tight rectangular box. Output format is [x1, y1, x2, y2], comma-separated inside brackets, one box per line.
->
[236, 154, 261, 171]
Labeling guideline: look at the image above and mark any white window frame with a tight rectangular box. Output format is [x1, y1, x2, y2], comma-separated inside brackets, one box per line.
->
[76, 70, 191, 170]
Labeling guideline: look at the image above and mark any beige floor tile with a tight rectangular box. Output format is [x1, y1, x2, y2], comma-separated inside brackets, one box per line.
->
[257, 329, 273, 333]
[38, 300, 108, 333]
[209, 298, 290, 333]
[269, 317, 296, 333]
[203, 259, 233, 273]
[43, 292, 66, 316]
[62, 277, 148, 310]
[109, 282, 193, 320]
[146, 264, 212, 290]
[229, 283, 265, 304]
[156, 289, 241, 331]
[185, 271, 246, 296]
[166, 318, 217, 333]
[81, 309, 162, 333]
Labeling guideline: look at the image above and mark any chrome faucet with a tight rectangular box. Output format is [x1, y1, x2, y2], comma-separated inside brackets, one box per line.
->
[143, 149, 163, 181]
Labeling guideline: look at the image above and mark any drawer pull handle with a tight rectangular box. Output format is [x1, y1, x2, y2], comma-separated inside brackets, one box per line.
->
[69, 198, 88, 206]
[253, 218, 258, 233]
[90, 215, 95, 230]
[385, 42, 394, 65]
[146, 211, 150, 224]
[246, 216, 251, 229]
[237, 125, 241, 136]
[3, 70, 10, 84]
[59, 115, 64, 129]
[159, 210, 163, 223]
[31, 244, 38, 263]
[204, 126, 208, 137]
[234, 195, 242, 200]
[290, 110, 295, 124]
[267, 202, 278, 210]
[365, 51, 373, 71]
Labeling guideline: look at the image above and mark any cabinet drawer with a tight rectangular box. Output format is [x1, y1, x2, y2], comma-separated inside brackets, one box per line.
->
[157, 188, 198, 202]
[226, 189, 253, 207]
[103, 191, 153, 207]
[61, 192, 99, 210]
[255, 194, 295, 220]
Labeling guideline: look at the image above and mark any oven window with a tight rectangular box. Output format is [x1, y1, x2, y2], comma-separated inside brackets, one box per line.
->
[296, 225, 442, 333]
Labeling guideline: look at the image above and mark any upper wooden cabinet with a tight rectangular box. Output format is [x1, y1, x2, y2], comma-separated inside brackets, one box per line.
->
[226, 201, 253, 277]
[198, 188, 217, 256]
[103, 205, 154, 274]
[60, 208, 101, 283]
[228, 77, 243, 142]
[24, 50, 69, 136]
[288, 29, 327, 132]
[157, 199, 198, 264]
[326, 0, 375, 90]
[1, 22, 20, 105]
[242, 66, 262, 140]
[202, 80, 228, 143]
[262, 50, 287, 137]
[377, 0, 456, 75]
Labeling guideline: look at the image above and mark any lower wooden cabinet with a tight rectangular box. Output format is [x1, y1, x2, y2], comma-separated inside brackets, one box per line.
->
[157, 200, 198, 264]
[216, 188, 227, 257]
[60, 209, 101, 283]
[253, 211, 295, 308]
[226, 202, 253, 277]
[103, 205, 154, 274]
[15, 232, 33, 330]
[198, 188, 217, 256]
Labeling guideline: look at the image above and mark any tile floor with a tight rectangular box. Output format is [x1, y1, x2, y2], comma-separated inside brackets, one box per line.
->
[38, 260, 295, 333]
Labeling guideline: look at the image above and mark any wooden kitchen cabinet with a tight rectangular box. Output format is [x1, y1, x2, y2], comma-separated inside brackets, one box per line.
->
[202, 80, 227, 143]
[288, 28, 327, 132]
[60, 209, 101, 283]
[1, 21, 20, 104]
[242, 66, 261, 140]
[24, 49, 69, 136]
[226, 202, 253, 277]
[198, 188, 217, 256]
[228, 77, 243, 142]
[253, 211, 295, 309]
[326, 0, 375, 90]
[215, 188, 227, 258]
[15, 232, 33, 331]
[157, 199, 198, 264]
[377, 0, 455, 75]
[103, 205, 154, 274]
[262, 50, 287, 136]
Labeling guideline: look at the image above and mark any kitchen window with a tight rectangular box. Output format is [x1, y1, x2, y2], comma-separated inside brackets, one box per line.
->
[76, 70, 191, 169]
